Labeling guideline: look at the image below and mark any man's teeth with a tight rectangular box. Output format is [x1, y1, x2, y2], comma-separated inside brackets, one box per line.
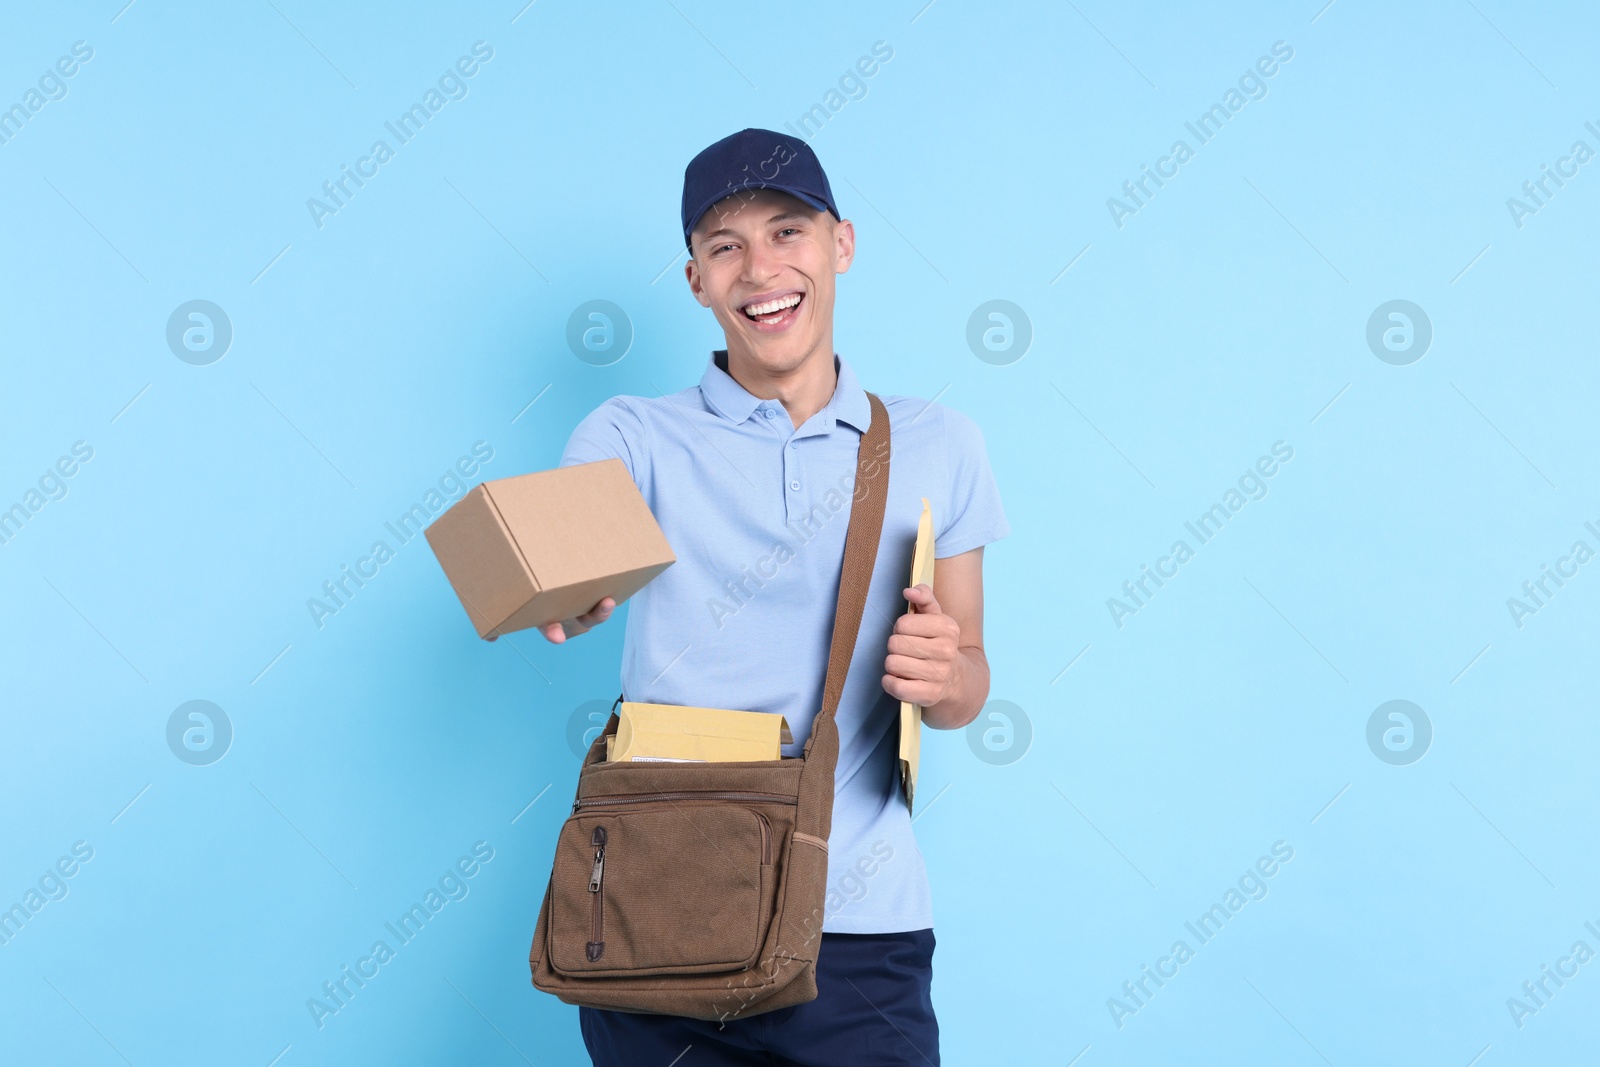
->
[744, 294, 802, 318]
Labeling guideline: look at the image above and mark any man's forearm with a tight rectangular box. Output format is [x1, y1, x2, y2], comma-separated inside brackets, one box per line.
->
[921, 646, 990, 730]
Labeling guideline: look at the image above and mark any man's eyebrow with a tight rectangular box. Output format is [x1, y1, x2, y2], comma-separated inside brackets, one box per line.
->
[696, 210, 813, 245]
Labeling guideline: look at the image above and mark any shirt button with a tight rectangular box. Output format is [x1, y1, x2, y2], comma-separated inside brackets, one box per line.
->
[763, 408, 775, 419]
[790, 480, 800, 491]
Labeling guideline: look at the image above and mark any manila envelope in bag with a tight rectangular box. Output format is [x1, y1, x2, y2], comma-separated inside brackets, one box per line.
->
[898, 498, 934, 810]
[607, 702, 793, 763]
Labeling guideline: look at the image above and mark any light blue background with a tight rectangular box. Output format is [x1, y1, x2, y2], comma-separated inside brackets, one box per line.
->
[2, 1, 1597, 1064]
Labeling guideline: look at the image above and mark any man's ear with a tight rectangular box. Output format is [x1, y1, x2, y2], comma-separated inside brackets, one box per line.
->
[833, 218, 856, 275]
[684, 253, 713, 308]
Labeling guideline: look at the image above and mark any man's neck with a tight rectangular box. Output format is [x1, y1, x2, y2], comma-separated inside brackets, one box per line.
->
[721, 344, 838, 429]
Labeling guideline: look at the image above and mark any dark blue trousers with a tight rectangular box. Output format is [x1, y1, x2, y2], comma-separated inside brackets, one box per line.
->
[579, 929, 940, 1066]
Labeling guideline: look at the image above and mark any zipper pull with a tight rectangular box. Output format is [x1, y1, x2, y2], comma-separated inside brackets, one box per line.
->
[588, 825, 607, 892]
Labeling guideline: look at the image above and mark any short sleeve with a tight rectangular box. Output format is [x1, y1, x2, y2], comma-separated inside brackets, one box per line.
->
[935, 405, 1010, 558]
[560, 397, 649, 490]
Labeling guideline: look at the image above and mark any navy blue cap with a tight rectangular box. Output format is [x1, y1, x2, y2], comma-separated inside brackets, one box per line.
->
[681, 128, 840, 250]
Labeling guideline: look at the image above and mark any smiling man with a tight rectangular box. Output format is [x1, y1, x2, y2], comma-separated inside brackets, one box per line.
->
[547, 128, 1009, 1066]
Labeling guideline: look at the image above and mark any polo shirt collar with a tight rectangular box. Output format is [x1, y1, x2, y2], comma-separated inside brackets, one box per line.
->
[700, 350, 872, 435]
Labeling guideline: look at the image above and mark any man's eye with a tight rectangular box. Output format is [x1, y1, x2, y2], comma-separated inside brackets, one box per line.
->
[777, 228, 799, 237]
[713, 243, 735, 255]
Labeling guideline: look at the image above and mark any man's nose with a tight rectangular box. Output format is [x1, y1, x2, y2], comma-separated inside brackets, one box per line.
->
[742, 240, 780, 285]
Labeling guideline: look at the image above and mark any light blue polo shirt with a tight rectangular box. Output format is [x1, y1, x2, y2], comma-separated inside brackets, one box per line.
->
[559, 351, 1009, 933]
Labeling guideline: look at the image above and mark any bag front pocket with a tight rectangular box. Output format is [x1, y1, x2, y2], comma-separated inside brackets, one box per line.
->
[547, 798, 783, 977]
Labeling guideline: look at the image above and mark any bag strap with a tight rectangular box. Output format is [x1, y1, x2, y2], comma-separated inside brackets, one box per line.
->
[806, 391, 891, 751]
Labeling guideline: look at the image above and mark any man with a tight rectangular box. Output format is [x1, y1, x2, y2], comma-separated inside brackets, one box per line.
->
[541, 129, 1009, 1066]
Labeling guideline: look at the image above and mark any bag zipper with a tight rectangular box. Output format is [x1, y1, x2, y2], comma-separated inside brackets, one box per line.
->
[574, 790, 797, 812]
[586, 826, 606, 962]
[577, 794, 779, 861]
[577, 795, 774, 899]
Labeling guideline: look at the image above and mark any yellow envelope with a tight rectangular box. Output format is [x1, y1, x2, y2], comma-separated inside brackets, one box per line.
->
[898, 498, 935, 811]
[609, 702, 793, 763]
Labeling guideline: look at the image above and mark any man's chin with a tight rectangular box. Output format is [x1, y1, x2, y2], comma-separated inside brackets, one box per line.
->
[725, 332, 821, 374]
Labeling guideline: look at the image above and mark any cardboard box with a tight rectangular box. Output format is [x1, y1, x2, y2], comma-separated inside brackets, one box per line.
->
[424, 459, 675, 638]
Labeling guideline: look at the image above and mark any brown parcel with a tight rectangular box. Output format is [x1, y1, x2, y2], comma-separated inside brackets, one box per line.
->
[424, 459, 675, 638]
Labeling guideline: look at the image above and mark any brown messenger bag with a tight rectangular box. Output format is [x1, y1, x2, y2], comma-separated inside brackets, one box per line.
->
[528, 392, 891, 1021]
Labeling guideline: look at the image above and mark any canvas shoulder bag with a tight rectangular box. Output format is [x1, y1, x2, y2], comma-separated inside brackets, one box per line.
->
[529, 392, 891, 1021]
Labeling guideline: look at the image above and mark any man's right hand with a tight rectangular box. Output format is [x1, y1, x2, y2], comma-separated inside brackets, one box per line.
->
[538, 597, 617, 644]
[483, 597, 616, 644]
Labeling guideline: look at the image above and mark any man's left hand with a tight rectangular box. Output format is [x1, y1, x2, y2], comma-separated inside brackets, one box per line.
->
[882, 583, 963, 708]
